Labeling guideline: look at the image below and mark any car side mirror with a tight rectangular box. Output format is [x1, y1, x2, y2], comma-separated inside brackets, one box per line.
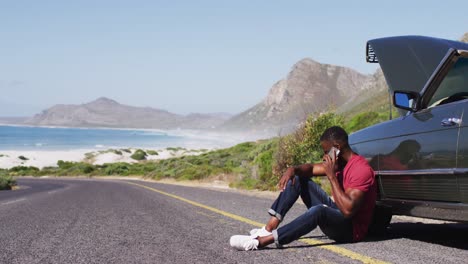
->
[393, 91, 420, 112]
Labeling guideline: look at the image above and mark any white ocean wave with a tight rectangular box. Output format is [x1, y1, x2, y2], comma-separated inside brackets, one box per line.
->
[1, 125, 267, 152]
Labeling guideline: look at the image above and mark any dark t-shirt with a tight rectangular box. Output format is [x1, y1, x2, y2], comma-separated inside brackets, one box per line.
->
[338, 155, 377, 242]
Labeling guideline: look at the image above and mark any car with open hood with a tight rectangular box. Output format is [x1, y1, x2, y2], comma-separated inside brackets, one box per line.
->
[349, 36, 468, 226]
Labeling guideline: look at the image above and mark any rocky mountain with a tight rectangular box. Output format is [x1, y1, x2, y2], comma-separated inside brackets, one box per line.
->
[221, 58, 373, 134]
[337, 69, 389, 116]
[24, 97, 230, 130]
[461, 32, 468, 43]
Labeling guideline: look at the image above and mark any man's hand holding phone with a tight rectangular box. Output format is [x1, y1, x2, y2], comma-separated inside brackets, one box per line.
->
[328, 147, 340, 162]
[324, 147, 339, 180]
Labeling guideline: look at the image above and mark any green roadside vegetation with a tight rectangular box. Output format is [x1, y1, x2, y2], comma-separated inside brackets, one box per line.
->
[130, 149, 148, 161]
[0, 170, 16, 190]
[147, 150, 159, 156]
[83, 148, 162, 162]
[1, 109, 391, 192]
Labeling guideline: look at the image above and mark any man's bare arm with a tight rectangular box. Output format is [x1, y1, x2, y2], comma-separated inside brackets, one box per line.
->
[322, 154, 365, 218]
[278, 163, 326, 190]
[329, 179, 365, 218]
[296, 163, 327, 177]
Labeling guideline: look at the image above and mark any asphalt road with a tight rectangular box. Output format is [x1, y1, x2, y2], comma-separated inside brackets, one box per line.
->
[0, 178, 467, 264]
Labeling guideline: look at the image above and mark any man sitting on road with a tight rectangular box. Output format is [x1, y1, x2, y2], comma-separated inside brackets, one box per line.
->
[230, 126, 377, 250]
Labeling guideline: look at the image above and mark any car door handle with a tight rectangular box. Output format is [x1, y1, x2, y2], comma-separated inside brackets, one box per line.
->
[441, 117, 462, 127]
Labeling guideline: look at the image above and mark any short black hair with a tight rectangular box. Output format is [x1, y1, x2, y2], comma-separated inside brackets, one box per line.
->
[320, 126, 348, 144]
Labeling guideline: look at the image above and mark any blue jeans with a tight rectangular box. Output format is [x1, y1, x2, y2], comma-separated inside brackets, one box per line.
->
[269, 176, 353, 246]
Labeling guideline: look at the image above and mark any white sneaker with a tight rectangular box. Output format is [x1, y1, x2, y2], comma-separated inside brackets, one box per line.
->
[230, 235, 259, 251]
[249, 226, 272, 238]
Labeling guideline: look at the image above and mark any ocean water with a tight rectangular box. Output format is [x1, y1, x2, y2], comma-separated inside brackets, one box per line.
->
[0, 125, 232, 151]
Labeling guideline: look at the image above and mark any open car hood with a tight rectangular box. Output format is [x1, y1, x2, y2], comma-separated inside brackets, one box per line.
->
[367, 36, 468, 94]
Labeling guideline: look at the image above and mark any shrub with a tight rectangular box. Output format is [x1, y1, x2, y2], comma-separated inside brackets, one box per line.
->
[0, 172, 16, 190]
[57, 160, 76, 169]
[78, 163, 95, 174]
[103, 163, 130, 175]
[39, 166, 60, 176]
[84, 152, 95, 160]
[147, 150, 159, 155]
[18, 155, 28, 161]
[255, 150, 275, 187]
[166, 147, 185, 152]
[8, 166, 39, 176]
[274, 111, 345, 177]
[131, 149, 147, 160]
[229, 142, 255, 155]
[47, 161, 94, 176]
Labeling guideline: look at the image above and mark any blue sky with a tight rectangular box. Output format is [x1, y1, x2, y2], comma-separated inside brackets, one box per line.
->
[1, 0, 467, 116]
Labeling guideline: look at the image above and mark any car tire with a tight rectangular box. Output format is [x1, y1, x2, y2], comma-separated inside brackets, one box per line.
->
[368, 204, 392, 236]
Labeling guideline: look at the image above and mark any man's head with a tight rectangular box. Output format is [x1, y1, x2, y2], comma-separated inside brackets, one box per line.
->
[320, 126, 349, 155]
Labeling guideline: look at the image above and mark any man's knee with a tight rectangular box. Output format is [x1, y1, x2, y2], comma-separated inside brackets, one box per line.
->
[305, 204, 328, 219]
[296, 175, 321, 189]
[286, 175, 301, 188]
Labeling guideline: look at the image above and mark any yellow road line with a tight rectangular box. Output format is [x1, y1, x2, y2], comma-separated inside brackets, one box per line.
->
[299, 238, 389, 264]
[125, 181, 390, 264]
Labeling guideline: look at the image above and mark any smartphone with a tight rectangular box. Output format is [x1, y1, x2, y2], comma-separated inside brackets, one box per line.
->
[328, 147, 340, 160]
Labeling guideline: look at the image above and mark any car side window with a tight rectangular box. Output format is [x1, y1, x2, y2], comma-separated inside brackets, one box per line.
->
[428, 57, 468, 108]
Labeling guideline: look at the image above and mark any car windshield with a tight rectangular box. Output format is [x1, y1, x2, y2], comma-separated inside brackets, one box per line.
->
[428, 57, 468, 107]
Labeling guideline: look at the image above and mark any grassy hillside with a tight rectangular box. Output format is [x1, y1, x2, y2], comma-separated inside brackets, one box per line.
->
[344, 88, 392, 119]
[342, 89, 399, 132]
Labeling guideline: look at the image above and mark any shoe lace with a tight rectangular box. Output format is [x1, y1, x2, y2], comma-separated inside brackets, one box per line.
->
[244, 239, 258, 251]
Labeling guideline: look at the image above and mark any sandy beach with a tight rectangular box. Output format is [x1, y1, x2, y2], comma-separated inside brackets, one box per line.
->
[0, 148, 209, 169]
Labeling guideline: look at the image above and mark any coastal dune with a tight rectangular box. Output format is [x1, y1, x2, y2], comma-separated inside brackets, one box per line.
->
[0, 148, 207, 169]
[0, 150, 86, 169]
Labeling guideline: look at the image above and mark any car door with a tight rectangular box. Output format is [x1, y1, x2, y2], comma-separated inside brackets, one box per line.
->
[378, 55, 468, 203]
[445, 56, 468, 204]
[375, 101, 462, 202]
[457, 105, 468, 204]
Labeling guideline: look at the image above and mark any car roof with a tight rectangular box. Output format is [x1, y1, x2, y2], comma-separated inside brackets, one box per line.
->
[367, 35, 468, 94]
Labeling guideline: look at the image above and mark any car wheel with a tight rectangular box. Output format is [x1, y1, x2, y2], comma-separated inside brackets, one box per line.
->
[368, 204, 392, 236]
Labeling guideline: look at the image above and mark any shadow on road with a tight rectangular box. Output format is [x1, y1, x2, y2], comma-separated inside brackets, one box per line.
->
[260, 235, 349, 250]
[367, 222, 468, 250]
[269, 223, 468, 251]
